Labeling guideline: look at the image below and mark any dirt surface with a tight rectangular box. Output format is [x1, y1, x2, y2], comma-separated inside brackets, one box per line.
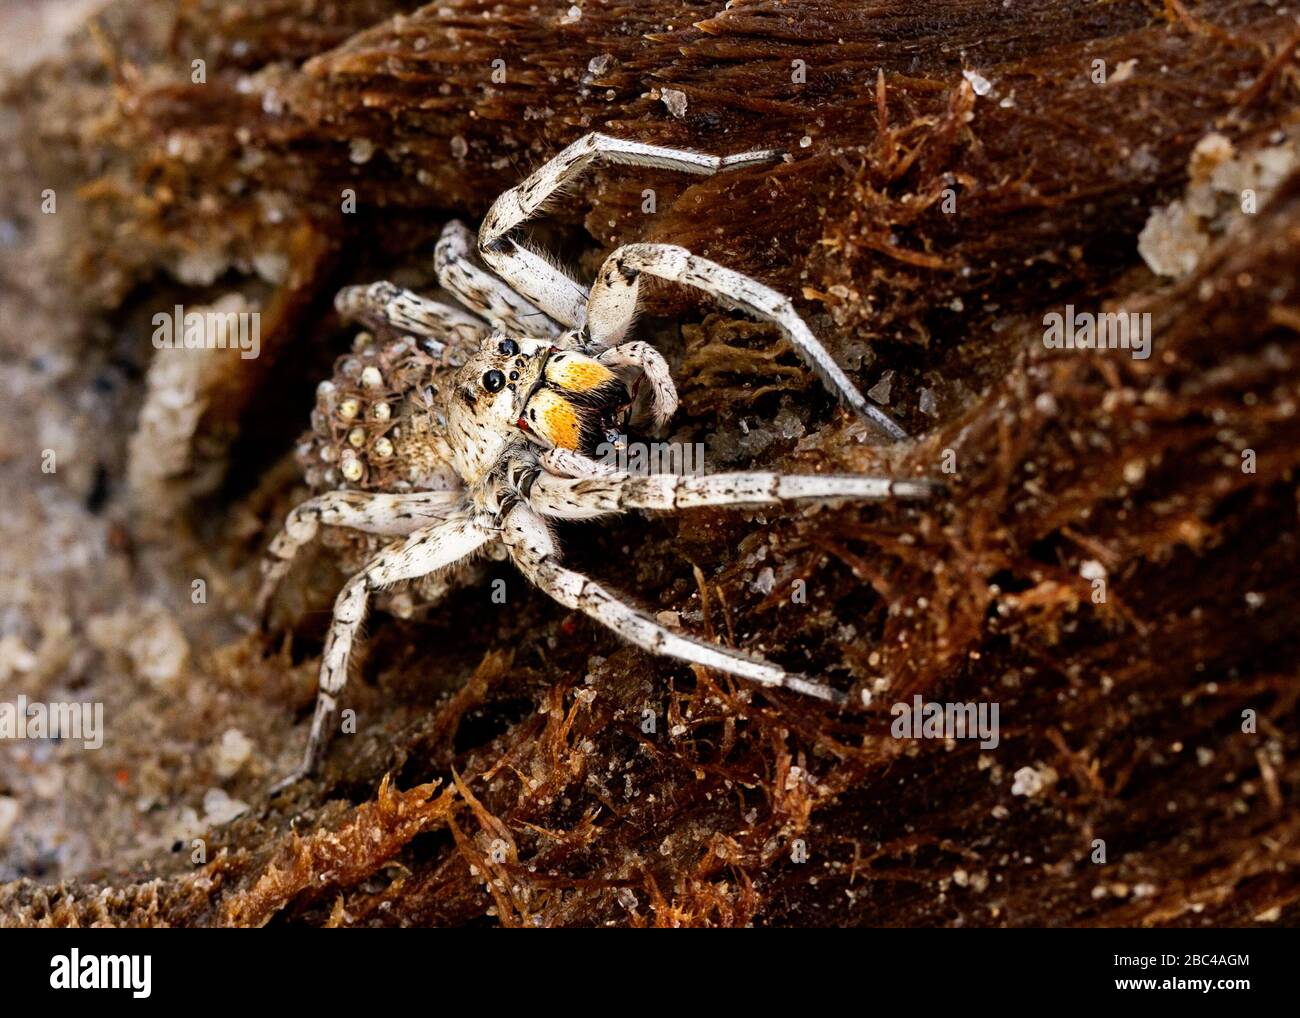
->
[1, 0, 1298, 926]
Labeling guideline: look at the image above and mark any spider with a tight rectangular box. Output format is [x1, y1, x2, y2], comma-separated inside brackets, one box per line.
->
[258, 133, 933, 790]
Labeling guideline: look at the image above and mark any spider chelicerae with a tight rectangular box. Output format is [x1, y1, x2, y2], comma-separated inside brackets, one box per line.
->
[258, 133, 933, 789]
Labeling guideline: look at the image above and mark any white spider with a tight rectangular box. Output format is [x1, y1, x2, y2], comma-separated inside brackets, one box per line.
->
[258, 133, 932, 790]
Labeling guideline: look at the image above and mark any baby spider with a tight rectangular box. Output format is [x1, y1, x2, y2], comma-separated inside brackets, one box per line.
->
[259, 132, 931, 790]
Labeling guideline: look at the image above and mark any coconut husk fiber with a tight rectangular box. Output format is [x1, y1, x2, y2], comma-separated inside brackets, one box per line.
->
[0, 0, 1298, 927]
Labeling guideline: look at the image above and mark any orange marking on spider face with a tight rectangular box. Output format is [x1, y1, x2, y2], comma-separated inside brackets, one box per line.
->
[545, 355, 616, 393]
[527, 389, 582, 449]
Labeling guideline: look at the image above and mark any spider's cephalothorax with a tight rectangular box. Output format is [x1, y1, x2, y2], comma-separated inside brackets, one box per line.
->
[259, 133, 933, 790]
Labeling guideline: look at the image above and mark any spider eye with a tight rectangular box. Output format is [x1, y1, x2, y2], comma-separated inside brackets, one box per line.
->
[481, 369, 506, 393]
[498, 339, 519, 356]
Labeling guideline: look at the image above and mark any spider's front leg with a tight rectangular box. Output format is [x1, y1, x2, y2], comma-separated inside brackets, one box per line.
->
[435, 220, 561, 339]
[271, 509, 490, 791]
[335, 281, 487, 353]
[256, 489, 464, 626]
[497, 499, 843, 703]
[585, 243, 908, 441]
[478, 132, 781, 328]
[525, 465, 934, 520]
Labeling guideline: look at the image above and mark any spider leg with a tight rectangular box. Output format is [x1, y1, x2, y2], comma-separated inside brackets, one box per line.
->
[335, 281, 487, 351]
[478, 133, 781, 329]
[538, 448, 618, 479]
[272, 510, 489, 791]
[435, 220, 561, 339]
[498, 500, 843, 703]
[585, 243, 908, 441]
[526, 469, 934, 521]
[256, 489, 464, 625]
[596, 340, 677, 429]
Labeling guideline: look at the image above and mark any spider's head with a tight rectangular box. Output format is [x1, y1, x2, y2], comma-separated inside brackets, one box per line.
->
[446, 333, 550, 484]
[447, 333, 631, 484]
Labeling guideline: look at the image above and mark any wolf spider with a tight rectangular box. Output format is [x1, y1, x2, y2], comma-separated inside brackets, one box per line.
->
[258, 133, 930, 789]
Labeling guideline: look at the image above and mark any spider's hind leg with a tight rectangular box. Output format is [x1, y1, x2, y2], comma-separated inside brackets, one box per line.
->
[272, 510, 490, 791]
[256, 489, 464, 626]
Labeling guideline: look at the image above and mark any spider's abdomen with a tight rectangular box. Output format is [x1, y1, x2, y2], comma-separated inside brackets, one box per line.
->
[296, 331, 460, 496]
